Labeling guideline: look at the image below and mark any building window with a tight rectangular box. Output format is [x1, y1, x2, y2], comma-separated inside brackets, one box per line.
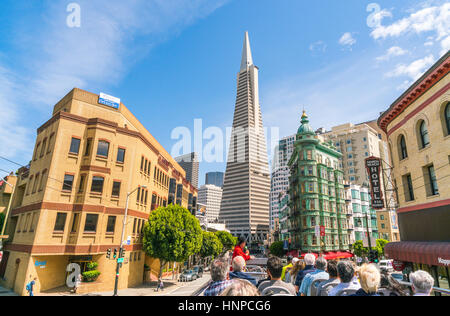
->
[69, 137, 81, 154]
[40, 138, 47, 157]
[97, 140, 110, 157]
[445, 103, 450, 136]
[117, 148, 126, 163]
[34, 143, 41, 160]
[427, 165, 439, 196]
[106, 216, 116, 233]
[91, 176, 104, 194]
[47, 134, 54, 154]
[84, 214, 99, 232]
[39, 170, 48, 191]
[403, 174, 415, 202]
[399, 135, 408, 160]
[112, 181, 121, 197]
[54, 213, 67, 232]
[32, 174, 40, 194]
[419, 121, 430, 149]
[63, 174, 74, 191]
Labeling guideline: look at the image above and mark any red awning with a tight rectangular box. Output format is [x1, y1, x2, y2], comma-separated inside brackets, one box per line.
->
[299, 252, 354, 260]
[385, 242, 450, 267]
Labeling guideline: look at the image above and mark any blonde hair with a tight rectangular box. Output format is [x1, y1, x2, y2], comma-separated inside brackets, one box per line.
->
[359, 264, 381, 294]
[220, 279, 260, 297]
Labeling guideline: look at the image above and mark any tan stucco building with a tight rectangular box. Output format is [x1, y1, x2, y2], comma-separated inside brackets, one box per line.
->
[322, 122, 400, 242]
[0, 174, 17, 215]
[381, 52, 449, 281]
[0, 88, 197, 295]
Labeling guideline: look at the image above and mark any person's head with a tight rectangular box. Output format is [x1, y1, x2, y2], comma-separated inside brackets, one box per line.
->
[410, 270, 434, 295]
[292, 257, 299, 265]
[220, 279, 260, 296]
[232, 256, 246, 273]
[287, 256, 293, 264]
[337, 261, 355, 283]
[238, 236, 247, 248]
[292, 259, 305, 276]
[304, 253, 316, 266]
[210, 258, 229, 282]
[315, 257, 327, 271]
[266, 256, 284, 280]
[358, 264, 380, 294]
[326, 260, 338, 278]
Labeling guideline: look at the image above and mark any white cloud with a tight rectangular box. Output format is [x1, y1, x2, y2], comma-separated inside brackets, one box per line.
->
[339, 32, 356, 48]
[424, 41, 434, 46]
[371, 3, 450, 40]
[376, 46, 409, 61]
[309, 41, 327, 55]
[440, 36, 450, 56]
[386, 54, 435, 81]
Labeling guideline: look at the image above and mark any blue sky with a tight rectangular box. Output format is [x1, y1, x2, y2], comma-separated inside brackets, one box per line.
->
[0, 0, 449, 185]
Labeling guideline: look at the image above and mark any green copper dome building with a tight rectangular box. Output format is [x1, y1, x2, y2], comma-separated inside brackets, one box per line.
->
[288, 111, 351, 255]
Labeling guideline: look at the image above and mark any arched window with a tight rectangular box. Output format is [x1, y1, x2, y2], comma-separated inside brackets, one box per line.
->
[399, 135, 408, 160]
[419, 121, 430, 149]
[445, 103, 450, 136]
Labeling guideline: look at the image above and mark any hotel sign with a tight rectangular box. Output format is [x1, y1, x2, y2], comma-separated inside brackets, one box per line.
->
[99, 93, 120, 109]
[365, 156, 384, 210]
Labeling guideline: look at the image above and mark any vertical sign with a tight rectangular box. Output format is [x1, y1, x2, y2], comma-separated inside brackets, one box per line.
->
[365, 156, 385, 209]
[315, 225, 320, 239]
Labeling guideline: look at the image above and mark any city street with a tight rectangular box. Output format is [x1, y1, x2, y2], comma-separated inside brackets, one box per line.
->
[35, 273, 211, 297]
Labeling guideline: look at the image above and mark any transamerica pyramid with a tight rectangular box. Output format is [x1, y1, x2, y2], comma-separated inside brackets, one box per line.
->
[219, 32, 271, 244]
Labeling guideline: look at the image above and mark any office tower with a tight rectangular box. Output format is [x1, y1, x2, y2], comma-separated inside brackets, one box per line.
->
[205, 172, 224, 188]
[174, 152, 199, 188]
[220, 32, 271, 244]
[198, 184, 223, 223]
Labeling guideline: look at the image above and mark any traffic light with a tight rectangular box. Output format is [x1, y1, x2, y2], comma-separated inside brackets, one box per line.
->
[106, 248, 112, 260]
[113, 248, 118, 259]
[120, 248, 126, 259]
[369, 250, 379, 263]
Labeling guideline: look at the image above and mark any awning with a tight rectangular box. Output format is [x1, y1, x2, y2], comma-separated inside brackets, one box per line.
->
[385, 242, 450, 267]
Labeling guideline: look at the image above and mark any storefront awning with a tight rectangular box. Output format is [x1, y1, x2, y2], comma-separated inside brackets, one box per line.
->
[385, 242, 450, 267]
[298, 252, 354, 260]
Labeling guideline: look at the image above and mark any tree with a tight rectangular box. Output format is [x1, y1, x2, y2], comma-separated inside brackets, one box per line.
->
[269, 241, 285, 257]
[143, 205, 203, 279]
[215, 231, 237, 255]
[352, 239, 390, 258]
[352, 240, 368, 258]
[200, 231, 222, 259]
[376, 239, 389, 257]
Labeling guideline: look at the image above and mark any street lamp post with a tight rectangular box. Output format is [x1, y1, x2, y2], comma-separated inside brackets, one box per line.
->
[113, 185, 146, 296]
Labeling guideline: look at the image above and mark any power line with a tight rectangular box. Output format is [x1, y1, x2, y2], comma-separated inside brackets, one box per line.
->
[0, 155, 25, 167]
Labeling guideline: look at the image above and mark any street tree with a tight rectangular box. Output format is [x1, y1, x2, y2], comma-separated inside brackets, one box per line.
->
[200, 231, 223, 260]
[352, 239, 390, 258]
[215, 231, 237, 255]
[143, 205, 203, 279]
[269, 241, 285, 257]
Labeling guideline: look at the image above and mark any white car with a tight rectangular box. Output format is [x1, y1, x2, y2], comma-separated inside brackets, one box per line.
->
[379, 260, 394, 272]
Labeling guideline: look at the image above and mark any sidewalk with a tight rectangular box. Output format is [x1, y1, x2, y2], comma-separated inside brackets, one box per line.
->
[38, 273, 211, 296]
[0, 285, 19, 297]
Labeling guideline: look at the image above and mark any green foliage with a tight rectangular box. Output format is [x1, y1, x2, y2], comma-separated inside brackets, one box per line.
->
[0, 212, 5, 231]
[200, 231, 222, 259]
[376, 239, 389, 257]
[143, 205, 203, 276]
[82, 270, 101, 282]
[86, 261, 98, 271]
[352, 239, 390, 258]
[269, 241, 285, 257]
[214, 231, 237, 254]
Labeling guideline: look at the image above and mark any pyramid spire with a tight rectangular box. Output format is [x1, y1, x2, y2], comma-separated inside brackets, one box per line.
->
[240, 31, 254, 71]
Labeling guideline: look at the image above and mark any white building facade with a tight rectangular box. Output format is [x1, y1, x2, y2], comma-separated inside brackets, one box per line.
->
[198, 184, 223, 223]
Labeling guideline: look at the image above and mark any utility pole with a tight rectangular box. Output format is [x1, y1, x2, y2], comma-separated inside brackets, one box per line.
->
[113, 185, 146, 296]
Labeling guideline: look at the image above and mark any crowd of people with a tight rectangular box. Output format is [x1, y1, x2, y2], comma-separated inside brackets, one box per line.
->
[203, 238, 437, 297]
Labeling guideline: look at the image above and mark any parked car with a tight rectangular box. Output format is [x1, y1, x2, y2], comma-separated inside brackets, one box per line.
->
[379, 260, 394, 272]
[179, 269, 197, 282]
[193, 266, 204, 278]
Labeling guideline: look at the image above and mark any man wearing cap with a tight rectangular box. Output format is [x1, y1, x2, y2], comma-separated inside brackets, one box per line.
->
[281, 256, 298, 282]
